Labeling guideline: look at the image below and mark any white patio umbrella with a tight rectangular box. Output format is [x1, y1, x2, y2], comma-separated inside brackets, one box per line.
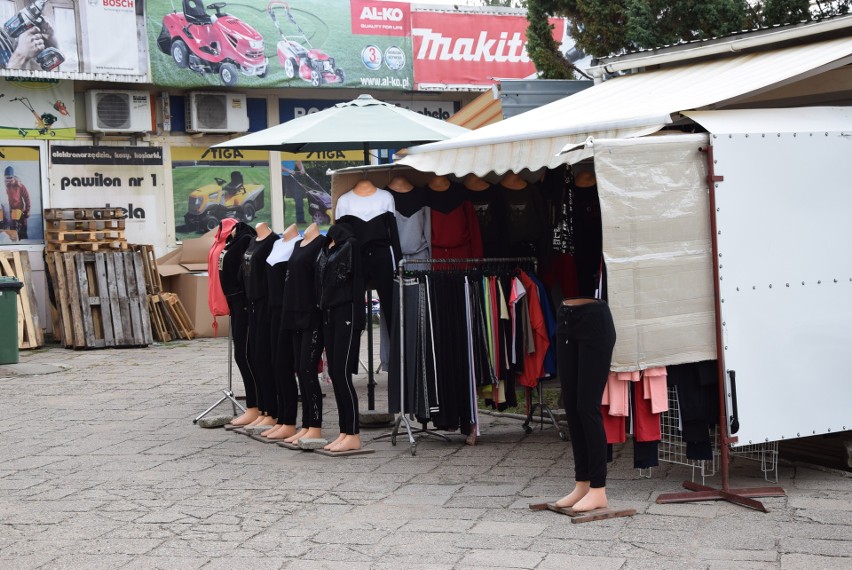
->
[212, 94, 470, 162]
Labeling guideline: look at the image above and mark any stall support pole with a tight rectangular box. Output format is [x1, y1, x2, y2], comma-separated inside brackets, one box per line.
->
[656, 144, 785, 511]
[193, 318, 245, 423]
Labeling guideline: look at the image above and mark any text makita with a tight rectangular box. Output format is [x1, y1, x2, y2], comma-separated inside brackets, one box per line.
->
[413, 29, 529, 62]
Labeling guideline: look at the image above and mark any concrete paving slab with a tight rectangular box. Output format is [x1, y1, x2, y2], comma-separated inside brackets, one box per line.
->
[1, 337, 850, 569]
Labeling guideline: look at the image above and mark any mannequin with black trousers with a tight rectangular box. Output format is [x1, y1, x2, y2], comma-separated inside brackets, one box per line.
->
[280, 223, 327, 444]
[261, 224, 301, 441]
[218, 222, 258, 427]
[242, 222, 280, 428]
[316, 222, 365, 452]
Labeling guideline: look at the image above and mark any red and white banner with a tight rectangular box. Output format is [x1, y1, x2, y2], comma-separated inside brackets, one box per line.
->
[412, 11, 567, 88]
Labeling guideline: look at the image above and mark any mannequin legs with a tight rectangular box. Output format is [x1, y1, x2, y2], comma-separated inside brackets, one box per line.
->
[227, 294, 258, 426]
[323, 303, 361, 452]
[286, 321, 324, 443]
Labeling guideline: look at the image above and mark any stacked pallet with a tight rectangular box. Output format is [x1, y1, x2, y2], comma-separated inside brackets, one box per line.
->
[44, 250, 153, 349]
[44, 208, 128, 252]
[131, 244, 196, 343]
[0, 251, 44, 350]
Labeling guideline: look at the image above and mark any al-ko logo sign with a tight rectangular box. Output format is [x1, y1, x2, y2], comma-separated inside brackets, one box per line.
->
[350, 0, 409, 36]
[412, 11, 567, 87]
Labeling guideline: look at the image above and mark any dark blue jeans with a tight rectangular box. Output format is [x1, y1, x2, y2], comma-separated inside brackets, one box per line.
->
[556, 299, 616, 488]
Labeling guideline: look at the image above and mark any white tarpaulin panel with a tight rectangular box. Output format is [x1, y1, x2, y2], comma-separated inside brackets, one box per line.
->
[398, 36, 852, 177]
[707, 119, 852, 445]
[594, 134, 717, 371]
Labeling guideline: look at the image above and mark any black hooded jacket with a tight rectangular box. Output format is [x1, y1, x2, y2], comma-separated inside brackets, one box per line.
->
[316, 223, 365, 329]
[219, 222, 256, 297]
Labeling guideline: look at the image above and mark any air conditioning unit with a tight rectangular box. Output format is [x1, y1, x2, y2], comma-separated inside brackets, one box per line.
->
[85, 90, 153, 133]
[186, 92, 249, 133]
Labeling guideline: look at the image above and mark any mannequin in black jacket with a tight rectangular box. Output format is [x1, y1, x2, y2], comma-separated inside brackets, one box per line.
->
[317, 222, 364, 452]
[218, 222, 258, 427]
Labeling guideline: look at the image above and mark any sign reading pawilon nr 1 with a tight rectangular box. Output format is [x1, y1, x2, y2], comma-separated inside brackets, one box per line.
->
[49, 146, 168, 254]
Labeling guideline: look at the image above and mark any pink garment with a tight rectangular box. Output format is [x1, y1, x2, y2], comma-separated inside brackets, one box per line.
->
[642, 367, 669, 414]
[602, 371, 638, 417]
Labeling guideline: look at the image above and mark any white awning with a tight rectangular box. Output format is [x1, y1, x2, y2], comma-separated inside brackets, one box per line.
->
[397, 36, 852, 177]
[683, 106, 852, 134]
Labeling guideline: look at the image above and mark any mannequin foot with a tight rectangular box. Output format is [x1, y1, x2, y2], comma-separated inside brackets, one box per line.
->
[554, 482, 591, 509]
[571, 487, 608, 512]
[255, 415, 277, 427]
[328, 434, 361, 452]
[266, 425, 297, 439]
[302, 427, 323, 440]
[231, 408, 259, 426]
[465, 424, 477, 446]
[284, 428, 309, 443]
[323, 433, 346, 450]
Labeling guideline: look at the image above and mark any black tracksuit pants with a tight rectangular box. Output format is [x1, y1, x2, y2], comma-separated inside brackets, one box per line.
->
[290, 313, 324, 429]
[227, 293, 256, 408]
[556, 299, 616, 488]
[363, 244, 395, 341]
[248, 298, 274, 415]
[271, 306, 297, 425]
[323, 303, 360, 435]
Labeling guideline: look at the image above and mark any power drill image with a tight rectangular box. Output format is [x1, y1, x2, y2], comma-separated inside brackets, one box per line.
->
[0, 0, 65, 71]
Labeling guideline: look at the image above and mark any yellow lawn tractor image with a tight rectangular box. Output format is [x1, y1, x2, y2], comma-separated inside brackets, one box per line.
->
[184, 171, 265, 233]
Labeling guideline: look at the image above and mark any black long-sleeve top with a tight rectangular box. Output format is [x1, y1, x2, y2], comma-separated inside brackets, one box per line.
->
[219, 222, 256, 297]
[316, 223, 365, 330]
[335, 211, 402, 265]
[282, 234, 327, 330]
[242, 232, 279, 302]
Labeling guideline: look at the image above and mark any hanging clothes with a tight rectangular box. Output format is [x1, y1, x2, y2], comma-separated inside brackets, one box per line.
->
[514, 270, 550, 388]
[467, 185, 509, 257]
[428, 184, 483, 260]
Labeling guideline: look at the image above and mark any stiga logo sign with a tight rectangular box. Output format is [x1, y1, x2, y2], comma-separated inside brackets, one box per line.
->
[351, 0, 409, 36]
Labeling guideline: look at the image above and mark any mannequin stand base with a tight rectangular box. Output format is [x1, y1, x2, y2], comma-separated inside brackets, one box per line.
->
[197, 416, 234, 428]
[297, 438, 329, 450]
[277, 441, 301, 450]
[656, 481, 786, 513]
[193, 389, 245, 425]
[359, 410, 395, 427]
[314, 447, 375, 457]
[529, 502, 636, 523]
[249, 433, 280, 444]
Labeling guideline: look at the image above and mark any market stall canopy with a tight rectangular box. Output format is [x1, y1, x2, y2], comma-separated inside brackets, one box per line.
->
[396, 36, 852, 177]
[212, 94, 471, 161]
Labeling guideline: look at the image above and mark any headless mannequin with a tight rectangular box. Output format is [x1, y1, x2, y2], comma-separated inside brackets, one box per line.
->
[227, 225, 261, 427]
[464, 174, 490, 191]
[500, 172, 528, 190]
[555, 299, 609, 512]
[263, 223, 304, 440]
[283, 222, 324, 443]
[428, 175, 451, 192]
[248, 221, 278, 428]
[388, 176, 414, 193]
[353, 179, 378, 196]
[574, 170, 596, 189]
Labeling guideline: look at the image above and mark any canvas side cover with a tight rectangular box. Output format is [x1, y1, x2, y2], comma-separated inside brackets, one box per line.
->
[593, 133, 717, 371]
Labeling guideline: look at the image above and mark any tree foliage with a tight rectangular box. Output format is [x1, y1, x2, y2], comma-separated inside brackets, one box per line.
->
[524, 0, 852, 76]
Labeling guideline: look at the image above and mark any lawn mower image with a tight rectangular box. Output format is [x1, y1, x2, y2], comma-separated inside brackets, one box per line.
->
[157, 0, 267, 86]
[184, 171, 265, 233]
[266, 1, 344, 87]
[307, 189, 332, 225]
[9, 96, 57, 136]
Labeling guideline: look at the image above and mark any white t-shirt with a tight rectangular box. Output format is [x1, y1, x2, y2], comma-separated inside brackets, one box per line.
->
[335, 188, 395, 221]
[266, 234, 300, 266]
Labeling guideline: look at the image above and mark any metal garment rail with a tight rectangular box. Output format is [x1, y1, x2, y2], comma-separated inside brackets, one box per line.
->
[379, 256, 537, 455]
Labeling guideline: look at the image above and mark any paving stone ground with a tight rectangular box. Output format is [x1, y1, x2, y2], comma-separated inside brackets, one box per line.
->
[1, 336, 850, 569]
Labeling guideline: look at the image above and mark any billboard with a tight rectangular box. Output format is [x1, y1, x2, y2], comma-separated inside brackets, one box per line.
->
[0, 78, 75, 140]
[147, 0, 413, 90]
[0, 0, 144, 78]
[49, 146, 168, 253]
[0, 145, 43, 245]
[411, 11, 573, 89]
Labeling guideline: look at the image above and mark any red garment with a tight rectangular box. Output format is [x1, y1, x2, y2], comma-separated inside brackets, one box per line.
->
[5, 177, 31, 213]
[540, 252, 579, 299]
[430, 201, 483, 259]
[632, 379, 662, 442]
[207, 218, 238, 336]
[601, 405, 627, 444]
[516, 270, 549, 388]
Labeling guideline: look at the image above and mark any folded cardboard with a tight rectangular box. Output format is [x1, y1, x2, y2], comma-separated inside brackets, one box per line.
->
[157, 231, 228, 338]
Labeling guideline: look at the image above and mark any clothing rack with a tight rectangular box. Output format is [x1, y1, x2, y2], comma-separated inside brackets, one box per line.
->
[382, 256, 537, 455]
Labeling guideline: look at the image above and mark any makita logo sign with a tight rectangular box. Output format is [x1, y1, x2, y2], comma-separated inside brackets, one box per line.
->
[360, 6, 404, 22]
[413, 28, 529, 63]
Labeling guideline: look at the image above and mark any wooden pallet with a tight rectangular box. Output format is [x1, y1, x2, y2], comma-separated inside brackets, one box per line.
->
[47, 219, 125, 231]
[44, 251, 152, 349]
[43, 207, 127, 221]
[46, 240, 129, 253]
[0, 251, 44, 350]
[46, 229, 126, 242]
[147, 294, 172, 342]
[130, 244, 163, 294]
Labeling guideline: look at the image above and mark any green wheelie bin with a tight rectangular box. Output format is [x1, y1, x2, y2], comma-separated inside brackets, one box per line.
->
[0, 276, 24, 365]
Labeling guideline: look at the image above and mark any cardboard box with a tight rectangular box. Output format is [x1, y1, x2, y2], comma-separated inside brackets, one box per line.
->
[157, 231, 228, 338]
